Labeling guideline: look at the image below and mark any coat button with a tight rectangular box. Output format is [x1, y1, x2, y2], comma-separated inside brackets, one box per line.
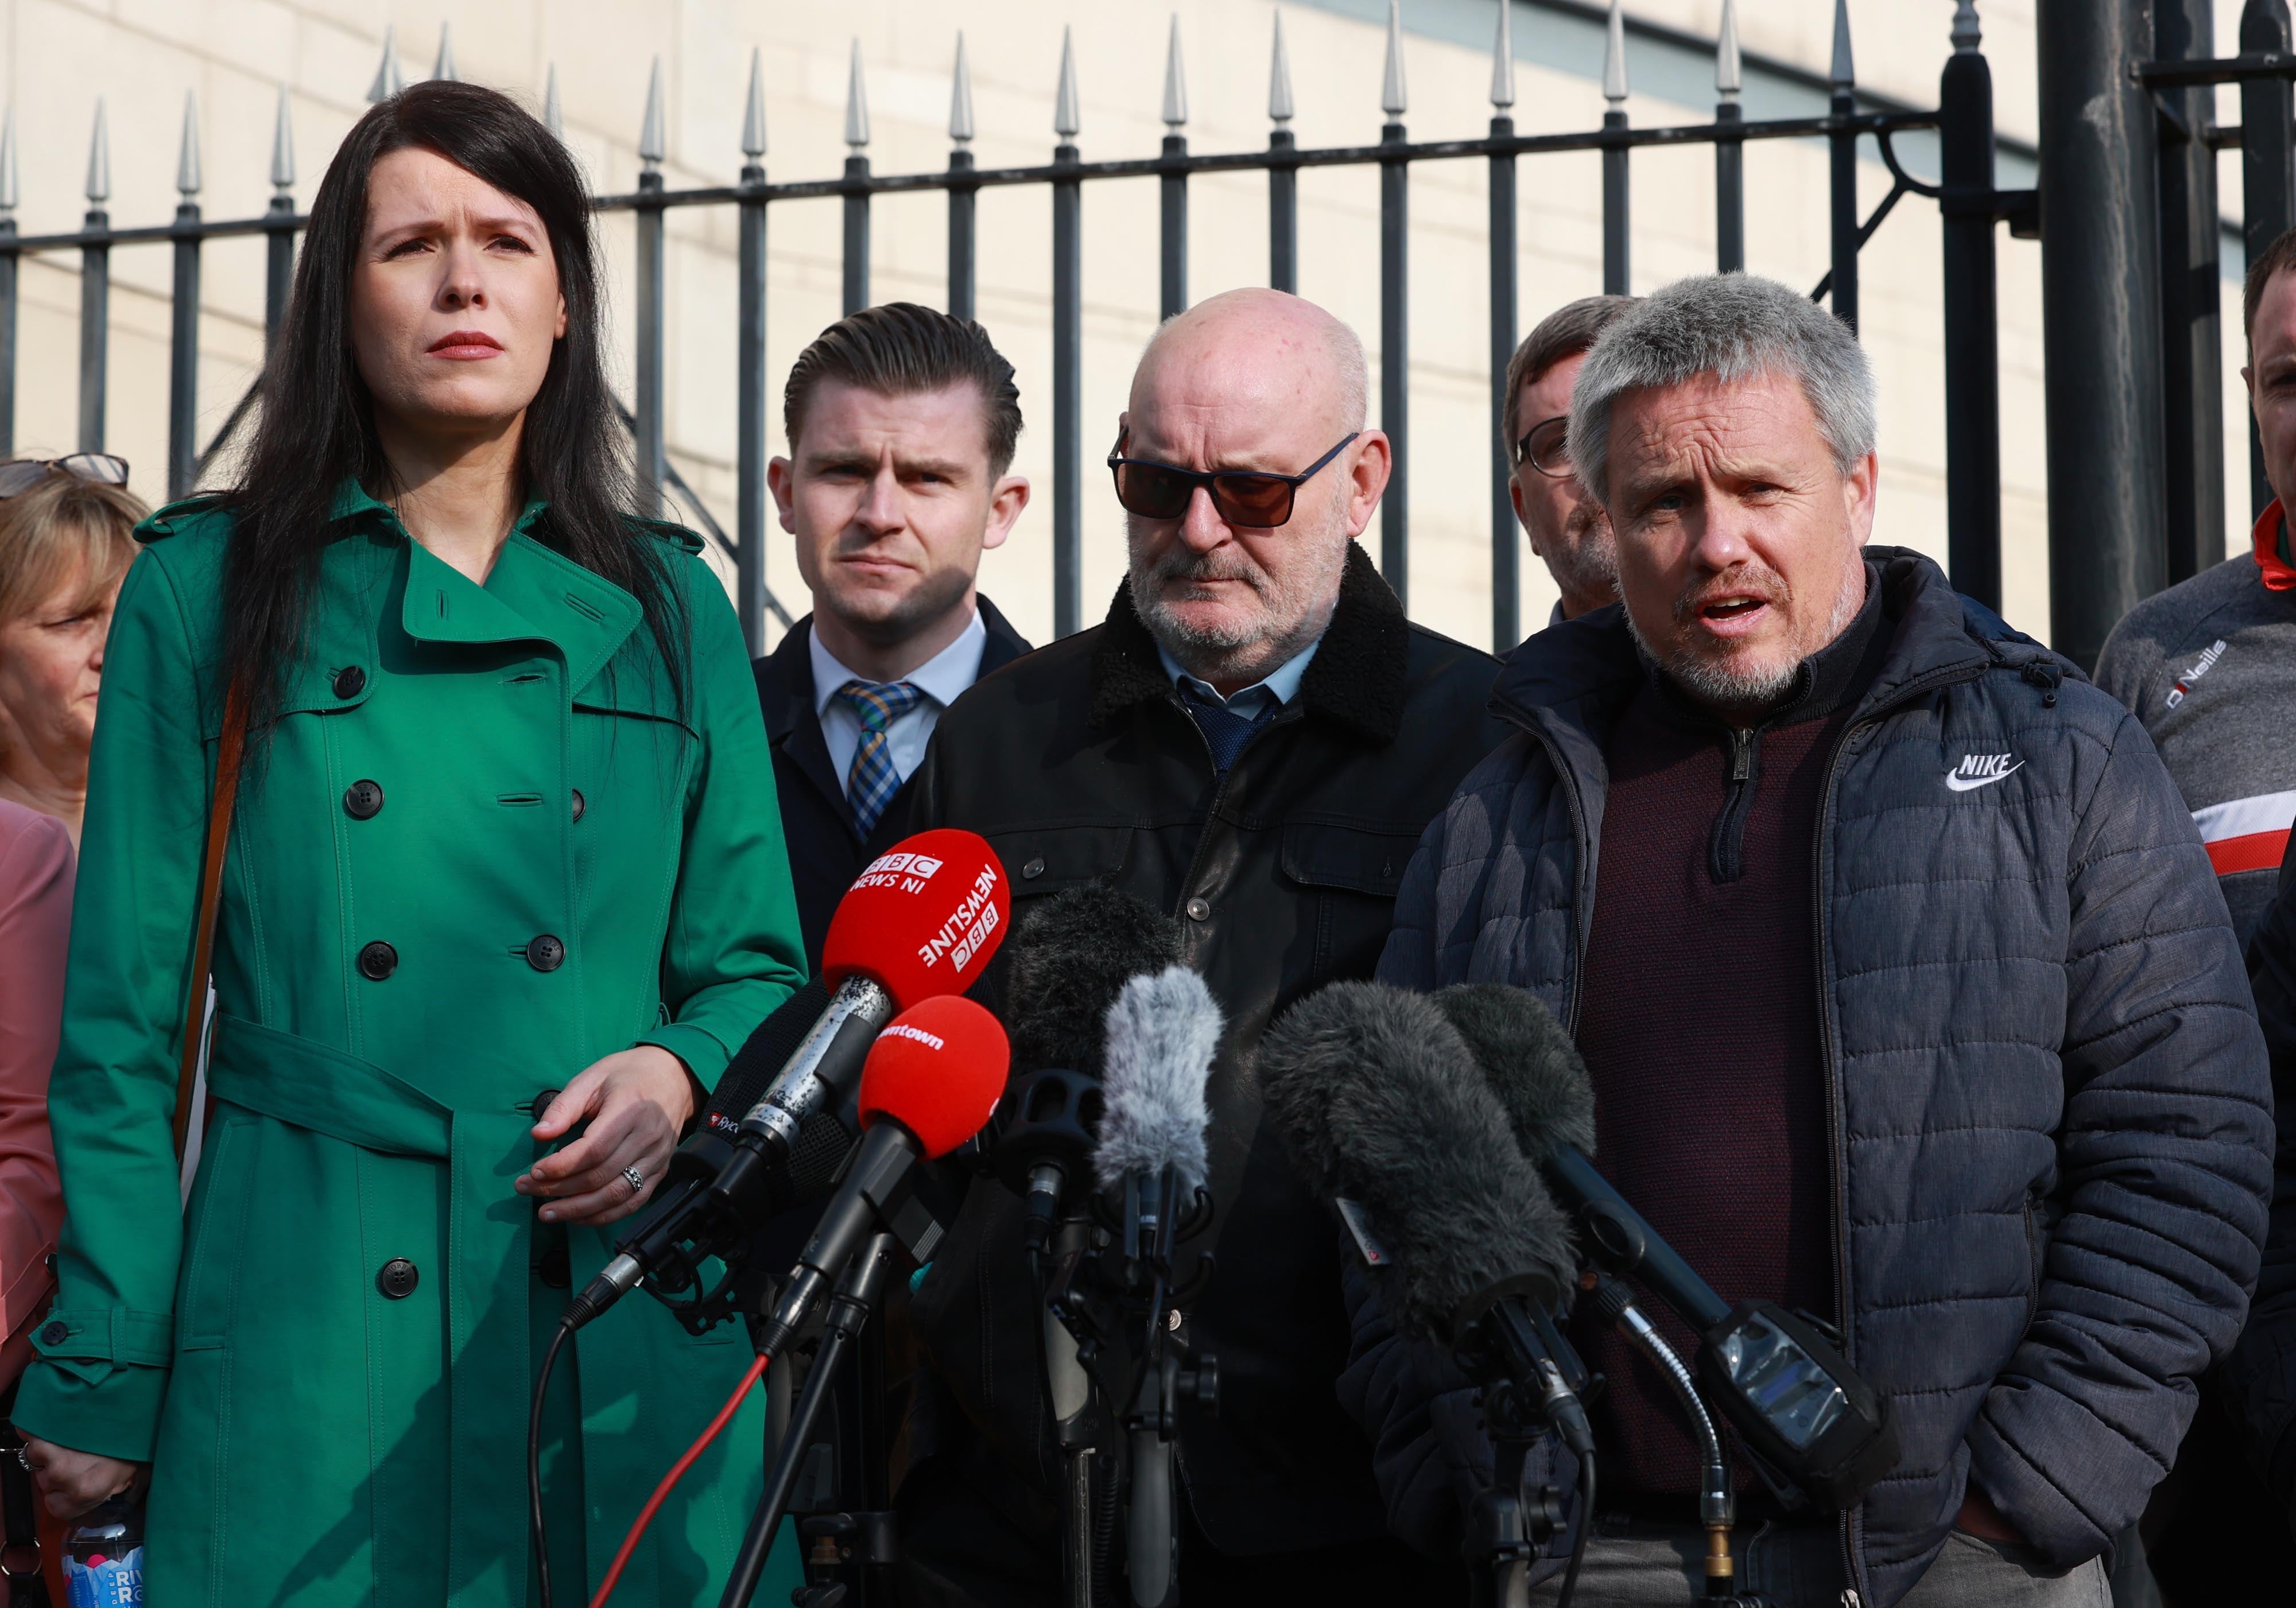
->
[333, 665, 367, 700]
[37, 1321, 65, 1347]
[536, 1240, 571, 1290]
[1021, 857, 1046, 880]
[1185, 897, 1211, 922]
[358, 941, 398, 980]
[571, 789, 586, 822]
[377, 1258, 419, 1299]
[527, 934, 566, 972]
[343, 779, 384, 819]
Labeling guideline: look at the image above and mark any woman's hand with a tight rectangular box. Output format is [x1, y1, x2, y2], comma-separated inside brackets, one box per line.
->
[517, 1046, 699, 1226]
[20, 1438, 143, 1520]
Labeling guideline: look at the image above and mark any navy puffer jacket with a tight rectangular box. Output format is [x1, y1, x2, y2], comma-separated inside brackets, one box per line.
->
[1357, 549, 2274, 1607]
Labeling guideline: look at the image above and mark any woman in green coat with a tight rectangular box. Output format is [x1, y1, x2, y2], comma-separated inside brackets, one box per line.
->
[14, 83, 808, 1606]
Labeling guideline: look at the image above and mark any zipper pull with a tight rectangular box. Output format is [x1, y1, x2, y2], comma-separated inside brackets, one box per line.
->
[1731, 729, 1754, 782]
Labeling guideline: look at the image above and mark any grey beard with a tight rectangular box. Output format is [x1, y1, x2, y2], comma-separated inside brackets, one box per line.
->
[1128, 535, 1347, 686]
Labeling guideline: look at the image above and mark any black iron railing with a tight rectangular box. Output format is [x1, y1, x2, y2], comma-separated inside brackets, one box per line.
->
[2, 1, 2288, 663]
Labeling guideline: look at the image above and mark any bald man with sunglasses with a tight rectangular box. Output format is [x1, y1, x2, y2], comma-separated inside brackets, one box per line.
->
[895, 289, 1507, 1607]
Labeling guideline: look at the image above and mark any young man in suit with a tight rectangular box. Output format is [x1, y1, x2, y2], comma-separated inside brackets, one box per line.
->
[755, 302, 1034, 964]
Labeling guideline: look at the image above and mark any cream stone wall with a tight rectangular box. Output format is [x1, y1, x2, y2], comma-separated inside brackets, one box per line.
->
[0, 1, 2264, 651]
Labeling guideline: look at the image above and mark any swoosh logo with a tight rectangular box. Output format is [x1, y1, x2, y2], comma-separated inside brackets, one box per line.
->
[1945, 761, 2023, 793]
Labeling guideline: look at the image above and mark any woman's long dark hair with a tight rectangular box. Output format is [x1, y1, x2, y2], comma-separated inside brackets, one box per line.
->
[222, 80, 682, 740]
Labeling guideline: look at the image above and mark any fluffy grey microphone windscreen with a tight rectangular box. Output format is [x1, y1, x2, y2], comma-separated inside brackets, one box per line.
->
[1004, 886, 1186, 1077]
[1095, 966, 1223, 1194]
[1432, 984, 1598, 1163]
[1256, 981, 1578, 1346]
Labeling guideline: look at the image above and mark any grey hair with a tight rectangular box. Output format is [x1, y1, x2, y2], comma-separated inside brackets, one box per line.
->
[1568, 273, 1876, 504]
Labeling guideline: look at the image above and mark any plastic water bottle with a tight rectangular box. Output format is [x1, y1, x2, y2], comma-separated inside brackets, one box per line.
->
[62, 1498, 143, 1607]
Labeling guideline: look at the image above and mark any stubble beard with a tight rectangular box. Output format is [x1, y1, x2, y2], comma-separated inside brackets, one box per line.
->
[823, 554, 978, 650]
[1627, 554, 1866, 715]
[1546, 501, 1619, 612]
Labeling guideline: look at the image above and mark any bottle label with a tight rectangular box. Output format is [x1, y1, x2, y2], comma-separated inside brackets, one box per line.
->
[65, 1545, 144, 1607]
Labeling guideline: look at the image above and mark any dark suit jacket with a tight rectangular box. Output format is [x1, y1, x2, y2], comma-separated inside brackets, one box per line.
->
[754, 596, 1033, 970]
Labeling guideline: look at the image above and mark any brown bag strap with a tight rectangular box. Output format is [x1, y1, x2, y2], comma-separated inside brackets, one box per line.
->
[172, 689, 248, 1162]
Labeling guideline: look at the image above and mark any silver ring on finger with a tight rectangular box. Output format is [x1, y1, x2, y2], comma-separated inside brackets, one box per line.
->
[622, 1164, 646, 1196]
[13, 1447, 25, 1472]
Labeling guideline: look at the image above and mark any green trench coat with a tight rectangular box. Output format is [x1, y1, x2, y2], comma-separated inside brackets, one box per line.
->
[14, 487, 809, 1607]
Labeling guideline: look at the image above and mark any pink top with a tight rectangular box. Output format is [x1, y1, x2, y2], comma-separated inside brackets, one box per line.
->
[0, 798, 68, 1389]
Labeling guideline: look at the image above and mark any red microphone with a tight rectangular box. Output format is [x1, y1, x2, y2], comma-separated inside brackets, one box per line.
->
[858, 995, 1011, 1157]
[577, 833, 1008, 1333]
[754, 997, 1011, 1359]
[739, 828, 1009, 1158]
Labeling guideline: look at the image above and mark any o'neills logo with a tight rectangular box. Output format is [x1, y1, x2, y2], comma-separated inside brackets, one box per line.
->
[2165, 639, 2227, 709]
[883, 1023, 948, 1051]
[918, 865, 1003, 976]
[853, 850, 948, 892]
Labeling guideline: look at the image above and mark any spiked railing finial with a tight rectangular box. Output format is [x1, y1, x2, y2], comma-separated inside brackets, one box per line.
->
[1603, 0, 1629, 106]
[1382, 1, 1407, 118]
[433, 22, 457, 83]
[742, 49, 767, 159]
[844, 40, 871, 150]
[176, 91, 201, 198]
[543, 65, 563, 140]
[0, 110, 17, 216]
[1717, 0, 1742, 99]
[1952, 1, 1982, 53]
[951, 34, 976, 145]
[1491, 1, 1516, 110]
[1830, 0, 1855, 90]
[1054, 28, 1080, 141]
[640, 57, 666, 169]
[1269, 11, 1296, 126]
[367, 25, 404, 103]
[270, 84, 294, 191]
[1162, 15, 1188, 130]
[85, 98, 109, 207]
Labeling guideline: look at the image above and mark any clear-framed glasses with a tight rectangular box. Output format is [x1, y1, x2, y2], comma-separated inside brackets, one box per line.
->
[0, 455, 130, 498]
[1515, 416, 1571, 479]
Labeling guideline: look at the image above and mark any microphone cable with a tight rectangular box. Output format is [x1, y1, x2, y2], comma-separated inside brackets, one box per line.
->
[1560, 1449, 1594, 1608]
[531, 1317, 576, 1608]
[589, 1348, 772, 1608]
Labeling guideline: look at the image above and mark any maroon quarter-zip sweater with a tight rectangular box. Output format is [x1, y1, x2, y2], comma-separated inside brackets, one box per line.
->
[1571, 577, 1888, 1509]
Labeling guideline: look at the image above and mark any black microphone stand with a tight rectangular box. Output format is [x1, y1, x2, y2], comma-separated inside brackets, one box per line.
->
[1456, 1298, 1594, 1608]
[1045, 1166, 1216, 1608]
[719, 1232, 899, 1608]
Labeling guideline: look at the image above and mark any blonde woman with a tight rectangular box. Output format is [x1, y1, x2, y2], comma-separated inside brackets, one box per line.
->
[0, 456, 141, 844]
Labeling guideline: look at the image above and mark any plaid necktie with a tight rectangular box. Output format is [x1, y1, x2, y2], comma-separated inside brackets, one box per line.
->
[836, 678, 925, 836]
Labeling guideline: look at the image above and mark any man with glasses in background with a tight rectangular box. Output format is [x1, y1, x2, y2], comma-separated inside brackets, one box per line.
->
[894, 288, 1507, 1607]
[1503, 295, 1638, 632]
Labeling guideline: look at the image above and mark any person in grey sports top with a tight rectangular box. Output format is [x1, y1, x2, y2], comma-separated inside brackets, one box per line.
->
[2096, 226, 2296, 953]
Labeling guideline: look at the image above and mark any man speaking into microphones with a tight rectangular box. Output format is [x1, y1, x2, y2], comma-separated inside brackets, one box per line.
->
[893, 290, 1509, 1606]
[1363, 274, 2273, 1606]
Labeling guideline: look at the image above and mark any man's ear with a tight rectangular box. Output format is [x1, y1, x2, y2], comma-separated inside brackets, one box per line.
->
[982, 475, 1031, 553]
[1843, 450, 1880, 545]
[768, 457, 799, 534]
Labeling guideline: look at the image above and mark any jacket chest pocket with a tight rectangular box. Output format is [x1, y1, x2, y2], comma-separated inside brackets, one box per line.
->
[1281, 821, 1421, 978]
[990, 825, 1135, 898]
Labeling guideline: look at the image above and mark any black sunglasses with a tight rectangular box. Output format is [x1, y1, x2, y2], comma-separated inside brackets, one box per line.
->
[1107, 431, 1359, 529]
[1515, 415, 1571, 478]
[0, 454, 129, 498]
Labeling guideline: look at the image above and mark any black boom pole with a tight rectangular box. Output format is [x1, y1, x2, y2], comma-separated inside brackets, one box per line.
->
[2036, 0, 2168, 670]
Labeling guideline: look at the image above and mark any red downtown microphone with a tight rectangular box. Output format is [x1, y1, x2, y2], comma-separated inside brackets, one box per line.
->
[753, 995, 1010, 1358]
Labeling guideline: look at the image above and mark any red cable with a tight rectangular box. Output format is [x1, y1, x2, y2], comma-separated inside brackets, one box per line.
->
[588, 1351, 770, 1608]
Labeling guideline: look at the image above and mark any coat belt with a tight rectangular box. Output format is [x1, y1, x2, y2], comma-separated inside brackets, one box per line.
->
[207, 1013, 542, 1605]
